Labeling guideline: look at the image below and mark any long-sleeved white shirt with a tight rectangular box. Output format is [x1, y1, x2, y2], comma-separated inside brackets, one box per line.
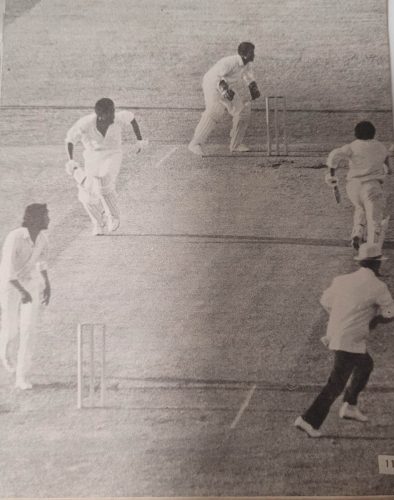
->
[0, 227, 48, 287]
[204, 54, 255, 88]
[327, 139, 388, 182]
[65, 110, 135, 152]
[320, 267, 394, 353]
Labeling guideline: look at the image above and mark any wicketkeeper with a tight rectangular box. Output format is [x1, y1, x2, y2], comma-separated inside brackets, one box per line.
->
[325, 121, 391, 250]
[188, 42, 261, 155]
[65, 98, 148, 235]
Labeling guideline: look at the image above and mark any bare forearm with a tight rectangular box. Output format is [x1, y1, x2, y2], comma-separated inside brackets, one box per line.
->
[131, 119, 142, 140]
[10, 279, 28, 294]
[66, 142, 74, 160]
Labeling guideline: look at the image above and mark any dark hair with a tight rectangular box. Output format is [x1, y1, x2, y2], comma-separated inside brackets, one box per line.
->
[354, 121, 375, 140]
[95, 98, 115, 115]
[22, 203, 48, 227]
[359, 259, 381, 274]
[238, 42, 255, 57]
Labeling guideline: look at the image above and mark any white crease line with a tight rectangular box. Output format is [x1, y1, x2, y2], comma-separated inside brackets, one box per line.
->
[155, 146, 178, 167]
[230, 383, 257, 429]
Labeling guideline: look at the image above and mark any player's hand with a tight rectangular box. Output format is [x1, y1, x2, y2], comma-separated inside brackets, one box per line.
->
[383, 163, 392, 175]
[20, 290, 32, 304]
[134, 139, 149, 154]
[65, 159, 80, 176]
[324, 173, 338, 187]
[249, 81, 261, 100]
[320, 336, 329, 347]
[42, 284, 51, 306]
[218, 80, 235, 101]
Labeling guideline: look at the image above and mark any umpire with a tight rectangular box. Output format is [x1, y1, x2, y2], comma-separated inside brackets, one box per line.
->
[295, 243, 394, 437]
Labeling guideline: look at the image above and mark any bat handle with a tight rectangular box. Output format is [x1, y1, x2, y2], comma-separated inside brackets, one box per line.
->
[330, 167, 335, 177]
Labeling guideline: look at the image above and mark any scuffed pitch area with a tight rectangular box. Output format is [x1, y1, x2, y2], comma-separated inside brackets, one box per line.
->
[0, 143, 394, 497]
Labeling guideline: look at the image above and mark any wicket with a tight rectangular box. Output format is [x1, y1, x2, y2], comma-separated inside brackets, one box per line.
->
[265, 96, 288, 156]
[77, 323, 106, 409]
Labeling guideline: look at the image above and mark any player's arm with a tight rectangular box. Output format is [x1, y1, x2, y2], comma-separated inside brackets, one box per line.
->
[320, 280, 336, 313]
[65, 122, 82, 172]
[40, 269, 51, 305]
[243, 65, 260, 100]
[129, 118, 148, 153]
[370, 285, 394, 328]
[2, 233, 32, 303]
[383, 155, 392, 175]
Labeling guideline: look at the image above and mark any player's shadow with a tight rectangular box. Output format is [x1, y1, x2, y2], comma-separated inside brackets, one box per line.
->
[322, 434, 394, 441]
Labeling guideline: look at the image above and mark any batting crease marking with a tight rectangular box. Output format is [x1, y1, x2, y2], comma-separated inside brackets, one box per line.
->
[156, 146, 177, 167]
[230, 383, 256, 429]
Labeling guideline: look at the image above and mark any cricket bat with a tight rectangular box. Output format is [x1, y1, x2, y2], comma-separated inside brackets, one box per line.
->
[330, 167, 341, 204]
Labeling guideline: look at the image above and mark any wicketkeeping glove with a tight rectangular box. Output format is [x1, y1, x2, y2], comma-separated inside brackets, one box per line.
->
[65, 159, 80, 176]
[249, 81, 261, 100]
[218, 80, 235, 101]
[324, 173, 339, 187]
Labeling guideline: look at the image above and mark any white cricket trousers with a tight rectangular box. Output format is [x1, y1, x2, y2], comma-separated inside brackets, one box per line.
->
[0, 279, 42, 381]
[346, 179, 386, 245]
[82, 149, 122, 221]
[191, 76, 252, 149]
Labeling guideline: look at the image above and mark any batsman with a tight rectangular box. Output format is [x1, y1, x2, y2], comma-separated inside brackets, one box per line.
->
[325, 121, 391, 251]
[65, 98, 148, 235]
[188, 41, 261, 155]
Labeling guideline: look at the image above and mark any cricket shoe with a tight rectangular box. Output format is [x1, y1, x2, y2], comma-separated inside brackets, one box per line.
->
[92, 223, 105, 236]
[15, 379, 33, 390]
[188, 142, 203, 156]
[230, 144, 250, 153]
[294, 416, 322, 438]
[107, 216, 120, 232]
[339, 402, 368, 422]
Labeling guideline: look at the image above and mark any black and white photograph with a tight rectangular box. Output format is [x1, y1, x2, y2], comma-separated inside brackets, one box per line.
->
[1, 0, 394, 498]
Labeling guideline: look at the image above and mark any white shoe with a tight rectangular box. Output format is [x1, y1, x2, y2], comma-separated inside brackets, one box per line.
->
[92, 223, 105, 236]
[15, 379, 33, 390]
[188, 143, 203, 156]
[230, 144, 250, 153]
[1, 357, 15, 373]
[294, 416, 322, 438]
[339, 402, 368, 422]
[107, 216, 120, 232]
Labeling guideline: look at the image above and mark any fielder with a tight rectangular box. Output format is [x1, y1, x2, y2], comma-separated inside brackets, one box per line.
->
[325, 121, 391, 250]
[65, 98, 148, 235]
[188, 42, 261, 155]
[0, 204, 51, 390]
[295, 243, 394, 437]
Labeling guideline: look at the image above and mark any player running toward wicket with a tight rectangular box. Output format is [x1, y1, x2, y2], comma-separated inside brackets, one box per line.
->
[325, 121, 391, 250]
[188, 42, 261, 156]
[295, 243, 394, 437]
[65, 98, 148, 235]
[0, 204, 51, 390]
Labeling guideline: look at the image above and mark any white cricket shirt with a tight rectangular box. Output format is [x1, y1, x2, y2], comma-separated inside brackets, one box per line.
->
[327, 139, 388, 182]
[320, 267, 394, 353]
[204, 54, 255, 88]
[65, 110, 135, 152]
[0, 227, 48, 287]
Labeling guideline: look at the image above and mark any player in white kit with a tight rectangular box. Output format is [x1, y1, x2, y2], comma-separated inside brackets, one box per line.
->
[65, 98, 148, 235]
[325, 121, 391, 250]
[188, 42, 261, 155]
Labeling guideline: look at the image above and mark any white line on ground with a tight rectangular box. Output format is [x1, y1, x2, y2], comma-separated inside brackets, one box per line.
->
[155, 146, 178, 167]
[230, 383, 257, 429]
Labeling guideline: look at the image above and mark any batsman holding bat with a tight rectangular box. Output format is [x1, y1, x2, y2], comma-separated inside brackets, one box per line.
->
[188, 42, 261, 156]
[65, 98, 148, 235]
[325, 121, 391, 251]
